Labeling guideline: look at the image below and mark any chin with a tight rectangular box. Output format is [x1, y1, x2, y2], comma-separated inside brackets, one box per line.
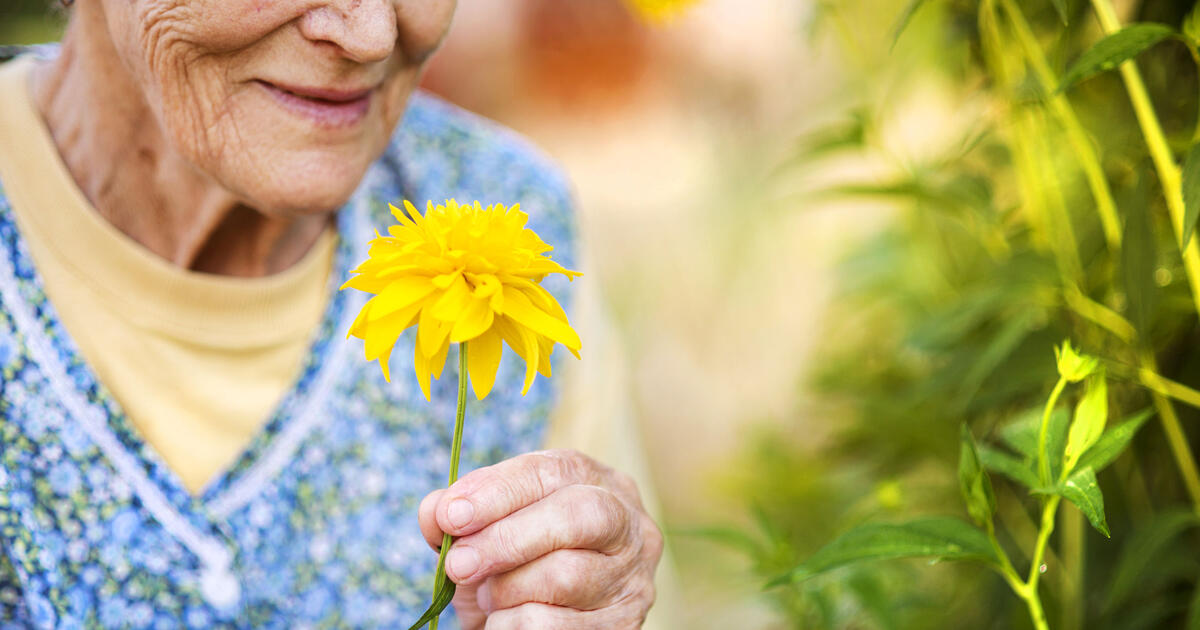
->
[230, 153, 375, 216]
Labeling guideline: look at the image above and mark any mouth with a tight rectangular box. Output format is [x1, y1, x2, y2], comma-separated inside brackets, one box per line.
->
[256, 80, 374, 129]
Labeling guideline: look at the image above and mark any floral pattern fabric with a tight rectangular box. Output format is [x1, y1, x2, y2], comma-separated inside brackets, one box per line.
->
[0, 83, 578, 629]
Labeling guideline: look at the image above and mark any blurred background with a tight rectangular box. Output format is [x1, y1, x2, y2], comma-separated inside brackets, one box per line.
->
[11, 0, 1200, 628]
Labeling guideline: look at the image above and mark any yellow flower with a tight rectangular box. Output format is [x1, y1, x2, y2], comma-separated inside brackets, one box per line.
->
[625, 0, 700, 22]
[342, 199, 581, 401]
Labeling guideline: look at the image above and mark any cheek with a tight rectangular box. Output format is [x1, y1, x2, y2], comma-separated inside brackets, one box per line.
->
[395, 0, 457, 59]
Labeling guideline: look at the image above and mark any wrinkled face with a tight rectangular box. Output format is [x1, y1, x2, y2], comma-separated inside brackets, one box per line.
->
[97, 0, 456, 214]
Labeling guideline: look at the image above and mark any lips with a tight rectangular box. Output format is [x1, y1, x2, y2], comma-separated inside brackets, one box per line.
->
[257, 80, 374, 129]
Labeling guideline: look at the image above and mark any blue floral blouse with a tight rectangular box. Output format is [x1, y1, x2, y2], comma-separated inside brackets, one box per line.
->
[0, 62, 578, 629]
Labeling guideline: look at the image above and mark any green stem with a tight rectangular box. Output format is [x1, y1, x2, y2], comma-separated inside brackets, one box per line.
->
[1060, 506, 1084, 630]
[999, 0, 1121, 250]
[1025, 495, 1061, 630]
[429, 344, 470, 630]
[1084, 0, 1200, 512]
[1185, 42, 1200, 144]
[993, 489, 1051, 630]
[986, 521, 1025, 594]
[1138, 364, 1200, 410]
[1038, 377, 1069, 487]
[1143, 357, 1200, 509]
[1088, 0, 1200, 316]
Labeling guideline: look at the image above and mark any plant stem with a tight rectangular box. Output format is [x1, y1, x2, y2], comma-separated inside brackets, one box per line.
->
[1088, 0, 1200, 313]
[429, 344, 470, 630]
[1059, 506, 1084, 630]
[1038, 377, 1069, 487]
[1025, 495, 1061, 630]
[994, 483, 1055, 630]
[1138, 365, 1200, 410]
[1142, 353, 1200, 509]
[999, 0, 1121, 250]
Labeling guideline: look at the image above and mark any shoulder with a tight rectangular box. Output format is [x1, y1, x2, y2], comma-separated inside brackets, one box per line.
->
[375, 92, 578, 266]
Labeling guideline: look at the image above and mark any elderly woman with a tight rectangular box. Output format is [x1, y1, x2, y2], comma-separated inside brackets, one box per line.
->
[0, 0, 662, 628]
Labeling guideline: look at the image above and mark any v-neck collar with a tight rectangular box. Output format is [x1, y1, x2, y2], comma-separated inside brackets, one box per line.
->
[0, 52, 384, 607]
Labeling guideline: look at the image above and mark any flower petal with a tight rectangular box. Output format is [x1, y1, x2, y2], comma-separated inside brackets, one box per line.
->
[417, 305, 453, 358]
[500, 287, 582, 352]
[467, 330, 503, 400]
[413, 340, 433, 401]
[449, 297, 495, 344]
[494, 316, 538, 394]
[536, 334, 553, 378]
[412, 336, 450, 401]
[431, 276, 474, 321]
[367, 277, 436, 322]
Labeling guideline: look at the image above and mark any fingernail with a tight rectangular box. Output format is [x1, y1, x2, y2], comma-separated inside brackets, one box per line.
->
[476, 580, 493, 612]
[447, 499, 475, 529]
[448, 546, 480, 580]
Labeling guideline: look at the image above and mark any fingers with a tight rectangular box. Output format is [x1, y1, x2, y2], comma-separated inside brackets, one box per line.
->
[418, 488, 449, 550]
[476, 549, 633, 613]
[445, 484, 636, 584]
[482, 602, 649, 630]
[435, 450, 607, 537]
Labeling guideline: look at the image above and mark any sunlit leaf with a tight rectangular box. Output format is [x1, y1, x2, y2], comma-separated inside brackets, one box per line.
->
[1064, 372, 1108, 474]
[958, 425, 996, 525]
[1182, 144, 1200, 248]
[1049, 0, 1069, 25]
[1075, 408, 1153, 473]
[891, 0, 928, 49]
[1058, 467, 1110, 537]
[767, 518, 997, 587]
[783, 110, 869, 169]
[1059, 24, 1177, 92]
[1185, 2, 1200, 48]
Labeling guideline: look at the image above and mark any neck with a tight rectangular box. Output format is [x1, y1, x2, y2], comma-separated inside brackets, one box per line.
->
[28, 7, 332, 278]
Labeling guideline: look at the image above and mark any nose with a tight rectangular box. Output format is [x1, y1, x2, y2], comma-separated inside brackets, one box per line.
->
[299, 0, 399, 63]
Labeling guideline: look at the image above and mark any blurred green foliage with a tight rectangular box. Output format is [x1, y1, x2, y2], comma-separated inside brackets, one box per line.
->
[713, 0, 1200, 628]
[0, 1, 66, 46]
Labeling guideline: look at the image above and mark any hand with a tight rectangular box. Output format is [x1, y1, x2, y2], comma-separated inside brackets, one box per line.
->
[417, 449, 663, 629]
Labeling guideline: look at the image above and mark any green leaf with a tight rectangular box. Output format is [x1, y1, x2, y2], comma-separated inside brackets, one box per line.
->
[1059, 23, 1177, 92]
[1106, 509, 1200, 612]
[406, 572, 457, 630]
[978, 445, 1039, 489]
[1185, 2, 1200, 47]
[671, 526, 763, 557]
[1064, 372, 1108, 474]
[1059, 467, 1110, 537]
[1001, 407, 1069, 478]
[1049, 0, 1069, 25]
[784, 111, 869, 168]
[767, 517, 997, 587]
[1075, 408, 1153, 473]
[891, 0, 928, 49]
[1182, 144, 1200, 248]
[1189, 579, 1200, 630]
[846, 572, 899, 630]
[1122, 189, 1159, 338]
[958, 425, 996, 525]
